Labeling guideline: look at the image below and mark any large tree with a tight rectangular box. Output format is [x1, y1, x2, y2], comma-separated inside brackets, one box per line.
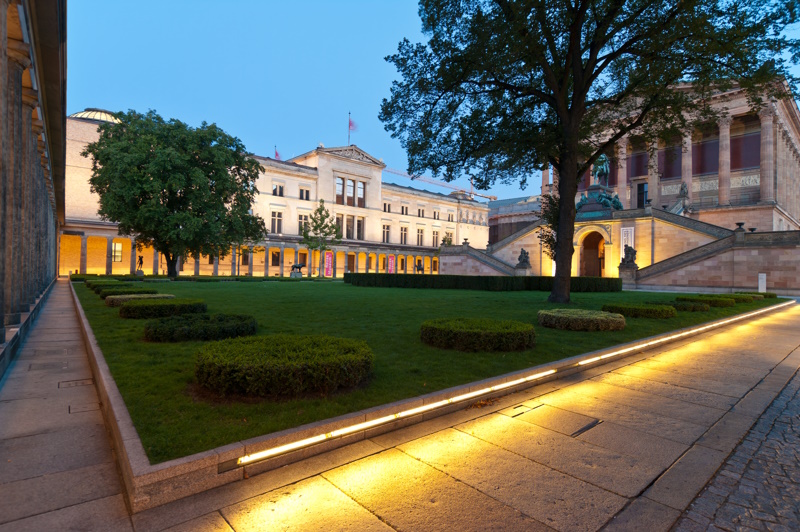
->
[84, 110, 267, 278]
[380, 0, 798, 302]
[301, 199, 342, 277]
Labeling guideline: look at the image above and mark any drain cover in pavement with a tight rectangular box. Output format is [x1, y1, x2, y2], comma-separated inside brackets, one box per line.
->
[59, 379, 94, 388]
[28, 361, 69, 371]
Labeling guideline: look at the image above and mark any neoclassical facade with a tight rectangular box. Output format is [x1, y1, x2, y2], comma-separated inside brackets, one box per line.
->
[443, 86, 800, 293]
[60, 112, 490, 277]
[0, 0, 65, 364]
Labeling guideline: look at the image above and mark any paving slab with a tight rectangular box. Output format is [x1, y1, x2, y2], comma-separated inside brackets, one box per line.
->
[591, 372, 737, 410]
[611, 363, 753, 397]
[576, 421, 688, 470]
[603, 497, 680, 532]
[644, 445, 728, 511]
[162, 512, 233, 532]
[0, 494, 133, 532]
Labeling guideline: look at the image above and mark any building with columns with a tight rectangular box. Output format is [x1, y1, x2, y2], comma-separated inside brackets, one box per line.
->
[443, 86, 800, 294]
[59, 111, 490, 278]
[0, 0, 66, 376]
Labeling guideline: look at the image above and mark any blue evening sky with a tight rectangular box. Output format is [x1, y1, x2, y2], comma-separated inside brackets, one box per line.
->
[67, 1, 800, 202]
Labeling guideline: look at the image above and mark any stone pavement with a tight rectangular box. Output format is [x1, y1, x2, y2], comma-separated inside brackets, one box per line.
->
[0, 280, 133, 531]
[1, 284, 799, 531]
[675, 366, 800, 531]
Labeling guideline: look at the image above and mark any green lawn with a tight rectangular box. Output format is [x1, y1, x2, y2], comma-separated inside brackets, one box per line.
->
[73, 281, 779, 463]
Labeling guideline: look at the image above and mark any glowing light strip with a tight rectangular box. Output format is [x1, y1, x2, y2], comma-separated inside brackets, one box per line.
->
[577, 300, 795, 366]
[237, 369, 557, 466]
[236, 300, 793, 468]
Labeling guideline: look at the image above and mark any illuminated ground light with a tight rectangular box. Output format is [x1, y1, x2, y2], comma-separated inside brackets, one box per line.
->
[236, 300, 794, 468]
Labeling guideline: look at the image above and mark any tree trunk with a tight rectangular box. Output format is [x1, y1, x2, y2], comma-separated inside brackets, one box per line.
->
[548, 153, 580, 304]
[166, 253, 179, 278]
[318, 249, 325, 278]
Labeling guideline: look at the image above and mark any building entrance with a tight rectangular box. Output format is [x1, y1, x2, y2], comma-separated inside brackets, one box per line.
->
[580, 232, 605, 277]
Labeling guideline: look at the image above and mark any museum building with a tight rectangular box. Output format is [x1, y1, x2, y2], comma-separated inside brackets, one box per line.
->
[444, 85, 800, 294]
[59, 110, 490, 278]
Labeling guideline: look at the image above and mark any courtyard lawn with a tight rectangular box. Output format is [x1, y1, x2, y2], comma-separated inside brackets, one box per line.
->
[73, 281, 780, 463]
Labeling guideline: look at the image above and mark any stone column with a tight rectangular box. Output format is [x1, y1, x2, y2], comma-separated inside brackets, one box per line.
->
[193, 257, 199, 276]
[0, 0, 6, 339]
[105, 238, 113, 275]
[616, 138, 629, 209]
[718, 115, 732, 206]
[647, 142, 659, 208]
[248, 247, 254, 276]
[20, 88, 37, 307]
[278, 246, 284, 277]
[212, 255, 219, 276]
[682, 130, 694, 204]
[354, 253, 360, 273]
[4, 40, 30, 325]
[130, 239, 137, 274]
[760, 107, 775, 203]
[541, 165, 549, 196]
[230, 247, 237, 276]
[153, 251, 159, 275]
[80, 235, 88, 274]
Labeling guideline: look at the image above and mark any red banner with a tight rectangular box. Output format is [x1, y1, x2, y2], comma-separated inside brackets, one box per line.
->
[324, 251, 333, 277]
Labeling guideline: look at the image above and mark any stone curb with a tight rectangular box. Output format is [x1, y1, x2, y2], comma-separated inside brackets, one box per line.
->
[68, 282, 795, 513]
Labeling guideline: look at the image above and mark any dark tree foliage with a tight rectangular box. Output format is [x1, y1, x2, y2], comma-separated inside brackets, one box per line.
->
[380, 0, 799, 302]
[538, 192, 560, 260]
[84, 110, 267, 278]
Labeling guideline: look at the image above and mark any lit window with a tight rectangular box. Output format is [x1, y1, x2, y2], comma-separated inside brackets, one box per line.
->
[271, 251, 280, 267]
[112, 242, 123, 262]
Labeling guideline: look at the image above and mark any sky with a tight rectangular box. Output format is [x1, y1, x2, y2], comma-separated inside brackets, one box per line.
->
[68, 1, 800, 202]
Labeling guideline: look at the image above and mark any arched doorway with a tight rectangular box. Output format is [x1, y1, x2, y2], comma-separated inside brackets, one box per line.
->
[580, 232, 605, 277]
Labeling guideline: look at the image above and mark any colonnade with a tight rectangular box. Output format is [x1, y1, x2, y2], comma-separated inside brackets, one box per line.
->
[1, 1, 59, 342]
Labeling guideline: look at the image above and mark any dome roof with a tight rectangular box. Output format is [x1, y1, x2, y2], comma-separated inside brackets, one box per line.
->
[68, 108, 120, 123]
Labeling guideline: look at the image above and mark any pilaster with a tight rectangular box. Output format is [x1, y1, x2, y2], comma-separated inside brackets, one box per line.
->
[130, 239, 137, 274]
[681, 130, 694, 205]
[153, 251, 159, 275]
[0, 0, 8, 339]
[79, 235, 87, 274]
[213, 255, 219, 276]
[718, 115, 732, 206]
[230, 247, 237, 276]
[105, 238, 113, 275]
[248, 247, 254, 276]
[647, 142, 659, 208]
[760, 106, 776, 203]
[616, 138, 629, 209]
[193, 257, 200, 276]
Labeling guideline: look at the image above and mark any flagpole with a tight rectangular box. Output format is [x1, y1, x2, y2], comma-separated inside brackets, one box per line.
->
[348, 111, 351, 146]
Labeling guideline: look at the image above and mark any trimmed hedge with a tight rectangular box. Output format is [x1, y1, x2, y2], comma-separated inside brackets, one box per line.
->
[92, 283, 134, 294]
[105, 294, 175, 307]
[119, 299, 207, 319]
[707, 294, 754, 303]
[195, 334, 374, 397]
[420, 318, 535, 352]
[651, 301, 710, 312]
[736, 291, 776, 299]
[99, 288, 158, 299]
[344, 273, 622, 292]
[676, 295, 736, 307]
[601, 304, 676, 319]
[144, 313, 257, 342]
[86, 280, 125, 290]
[538, 309, 626, 331]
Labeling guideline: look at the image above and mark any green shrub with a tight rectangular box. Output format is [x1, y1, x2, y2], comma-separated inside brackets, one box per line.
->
[537, 309, 626, 331]
[191, 276, 224, 282]
[736, 291, 776, 299]
[195, 334, 373, 397]
[706, 293, 754, 303]
[144, 313, 257, 342]
[105, 294, 176, 307]
[651, 301, 710, 312]
[69, 274, 99, 282]
[92, 282, 134, 294]
[676, 295, 736, 307]
[143, 278, 173, 283]
[119, 299, 207, 319]
[601, 304, 676, 319]
[420, 318, 535, 352]
[85, 279, 123, 290]
[233, 275, 263, 282]
[343, 273, 621, 292]
[99, 288, 158, 300]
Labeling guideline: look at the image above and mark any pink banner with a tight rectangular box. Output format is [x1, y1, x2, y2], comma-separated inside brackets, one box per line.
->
[388, 255, 395, 274]
[324, 251, 333, 277]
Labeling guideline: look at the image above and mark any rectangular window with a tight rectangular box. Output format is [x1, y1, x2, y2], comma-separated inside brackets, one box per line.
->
[382, 224, 390, 243]
[400, 226, 408, 245]
[336, 178, 344, 205]
[637, 182, 649, 209]
[357, 182, 365, 208]
[401, 206, 409, 215]
[432, 231, 439, 247]
[368, 256, 373, 270]
[347, 180, 355, 206]
[399, 257, 405, 270]
[208, 255, 215, 265]
[271, 211, 283, 234]
[383, 202, 391, 213]
[346, 215, 354, 239]
[445, 231, 454, 244]
[418, 208, 424, 218]
[356, 217, 365, 240]
[448, 213, 454, 222]
[241, 251, 249, 266]
[433, 211, 440, 220]
[433, 260, 438, 273]
[299, 188, 310, 201]
[271, 251, 280, 267]
[417, 228, 424, 246]
[112, 242, 123, 262]
[336, 214, 343, 233]
[298, 214, 309, 235]
[299, 251, 307, 266]
[272, 184, 284, 197]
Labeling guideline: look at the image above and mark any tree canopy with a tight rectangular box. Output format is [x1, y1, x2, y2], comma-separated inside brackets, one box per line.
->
[301, 200, 342, 277]
[380, 0, 799, 302]
[84, 110, 267, 277]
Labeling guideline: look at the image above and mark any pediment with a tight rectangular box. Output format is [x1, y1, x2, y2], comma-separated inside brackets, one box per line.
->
[318, 145, 385, 167]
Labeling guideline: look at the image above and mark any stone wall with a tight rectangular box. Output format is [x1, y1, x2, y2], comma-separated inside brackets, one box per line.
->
[691, 204, 794, 232]
[439, 254, 507, 276]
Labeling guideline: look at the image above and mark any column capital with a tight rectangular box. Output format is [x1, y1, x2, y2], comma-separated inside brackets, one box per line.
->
[717, 114, 733, 128]
[758, 105, 775, 122]
[8, 39, 31, 69]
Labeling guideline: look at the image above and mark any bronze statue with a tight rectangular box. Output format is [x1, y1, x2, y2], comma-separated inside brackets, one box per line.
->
[592, 154, 610, 186]
[621, 244, 638, 265]
[516, 248, 531, 269]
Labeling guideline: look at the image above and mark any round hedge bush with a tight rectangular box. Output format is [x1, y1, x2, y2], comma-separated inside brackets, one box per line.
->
[601, 303, 676, 319]
[538, 309, 626, 331]
[420, 318, 535, 352]
[195, 334, 374, 397]
[144, 313, 257, 342]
